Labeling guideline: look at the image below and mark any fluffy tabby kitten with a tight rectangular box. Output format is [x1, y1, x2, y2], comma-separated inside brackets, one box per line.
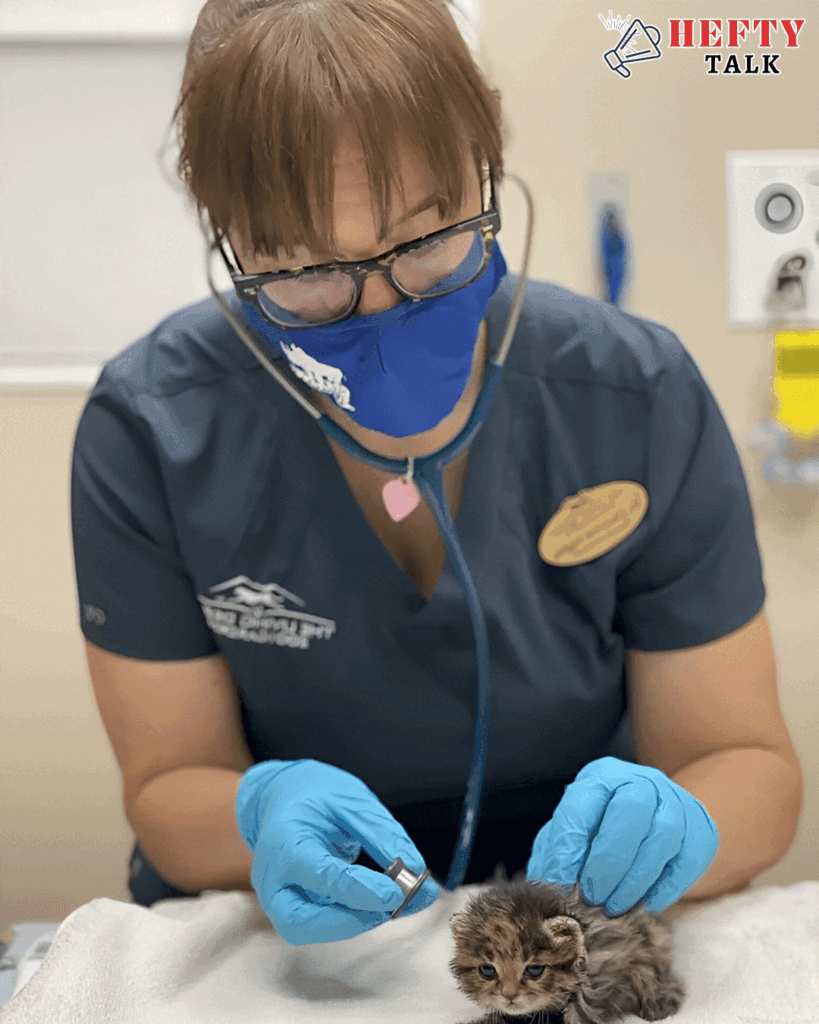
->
[449, 878, 685, 1024]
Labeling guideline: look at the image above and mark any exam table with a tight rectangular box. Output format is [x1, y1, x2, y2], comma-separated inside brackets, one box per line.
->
[0, 881, 816, 1023]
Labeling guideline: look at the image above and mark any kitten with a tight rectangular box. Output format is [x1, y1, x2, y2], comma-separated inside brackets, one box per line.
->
[449, 878, 685, 1024]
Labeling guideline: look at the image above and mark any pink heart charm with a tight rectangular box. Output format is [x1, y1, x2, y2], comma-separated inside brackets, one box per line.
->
[382, 476, 421, 522]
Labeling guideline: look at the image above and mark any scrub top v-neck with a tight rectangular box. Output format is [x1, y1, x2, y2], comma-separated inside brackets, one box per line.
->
[71, 273, 766, 812]
[314, 377, 508, 612]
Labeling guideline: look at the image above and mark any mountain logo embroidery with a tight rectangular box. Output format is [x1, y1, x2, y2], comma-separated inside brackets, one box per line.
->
[197, 576, 336, 649]
[539, 481, 649, 566]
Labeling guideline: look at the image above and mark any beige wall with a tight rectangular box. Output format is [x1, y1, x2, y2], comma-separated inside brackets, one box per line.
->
[2, 1, 817, 932]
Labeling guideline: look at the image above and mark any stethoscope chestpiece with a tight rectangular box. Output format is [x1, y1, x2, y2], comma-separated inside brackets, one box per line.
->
[384, 857, 432, 919]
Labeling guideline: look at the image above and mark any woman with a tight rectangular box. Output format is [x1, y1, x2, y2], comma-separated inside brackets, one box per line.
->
[72, 0, 803, 946]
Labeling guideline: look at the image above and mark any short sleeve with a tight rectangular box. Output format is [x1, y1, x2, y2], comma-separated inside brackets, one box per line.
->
[614, 346, 766, 651]
[71, 372, 220, 660]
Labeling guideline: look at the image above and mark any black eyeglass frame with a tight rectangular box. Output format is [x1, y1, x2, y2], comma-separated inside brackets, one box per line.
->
[217, 179, 501, 330]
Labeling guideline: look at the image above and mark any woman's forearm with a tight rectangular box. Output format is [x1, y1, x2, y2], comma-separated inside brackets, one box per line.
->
[129, 767, 254, 893]
[671, 745, 803, 902]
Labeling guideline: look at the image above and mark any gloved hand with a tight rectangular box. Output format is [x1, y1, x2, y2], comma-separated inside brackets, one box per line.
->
[235, 759, 439, 945]
[527, 757, 719, 916]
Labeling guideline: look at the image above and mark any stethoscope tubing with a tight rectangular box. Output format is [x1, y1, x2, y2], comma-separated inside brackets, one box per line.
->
[203, 174, 535, 891]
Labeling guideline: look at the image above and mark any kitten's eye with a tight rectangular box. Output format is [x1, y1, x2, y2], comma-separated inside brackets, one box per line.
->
[525, 965, 546, 978]
[478, 964, 497, 979]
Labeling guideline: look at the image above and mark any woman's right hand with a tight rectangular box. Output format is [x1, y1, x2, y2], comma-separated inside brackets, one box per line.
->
[235, 758, 439, 944]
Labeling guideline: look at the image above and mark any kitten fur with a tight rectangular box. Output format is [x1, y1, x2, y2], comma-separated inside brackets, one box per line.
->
[449, 878, 685, 1024]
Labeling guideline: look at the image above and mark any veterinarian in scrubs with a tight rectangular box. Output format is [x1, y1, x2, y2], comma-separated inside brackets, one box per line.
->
[71, 0, 803, 945]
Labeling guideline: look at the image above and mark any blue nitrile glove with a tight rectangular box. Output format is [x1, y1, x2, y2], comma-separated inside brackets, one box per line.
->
[526, 757, 719, 916]
[235, 759, 440, 945]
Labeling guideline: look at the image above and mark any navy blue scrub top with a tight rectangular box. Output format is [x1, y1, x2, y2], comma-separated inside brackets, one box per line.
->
[71, 273, 765, 829]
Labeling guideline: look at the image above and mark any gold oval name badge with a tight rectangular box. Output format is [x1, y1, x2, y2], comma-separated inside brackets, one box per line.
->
[538, 481, 649, 567]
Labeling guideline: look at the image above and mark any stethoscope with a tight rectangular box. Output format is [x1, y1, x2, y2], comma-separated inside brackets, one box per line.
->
[202, 173, 535, 900]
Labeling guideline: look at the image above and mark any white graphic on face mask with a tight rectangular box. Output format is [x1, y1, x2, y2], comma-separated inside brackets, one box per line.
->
[280, 342, 355, 412]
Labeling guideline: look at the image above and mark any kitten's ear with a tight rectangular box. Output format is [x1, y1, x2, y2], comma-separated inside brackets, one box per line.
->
[449, 913, 467, 938]
[541, 915, 586, 968]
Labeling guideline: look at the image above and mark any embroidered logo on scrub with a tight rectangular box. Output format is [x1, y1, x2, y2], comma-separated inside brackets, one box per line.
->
[538, 481, 649, 566]
[197, 576, 336, 649]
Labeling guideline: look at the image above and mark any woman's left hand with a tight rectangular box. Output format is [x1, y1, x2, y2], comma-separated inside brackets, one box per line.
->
[526, 757, 719, 915]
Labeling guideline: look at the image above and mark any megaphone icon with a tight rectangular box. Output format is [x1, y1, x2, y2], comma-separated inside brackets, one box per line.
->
[604, 19, 662, 78]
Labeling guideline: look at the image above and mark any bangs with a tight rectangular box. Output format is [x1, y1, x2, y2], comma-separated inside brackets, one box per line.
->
[173, 0, 505, 260]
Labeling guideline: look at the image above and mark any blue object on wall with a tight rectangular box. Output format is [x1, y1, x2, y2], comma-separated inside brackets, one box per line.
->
[599, 204, 629, 307]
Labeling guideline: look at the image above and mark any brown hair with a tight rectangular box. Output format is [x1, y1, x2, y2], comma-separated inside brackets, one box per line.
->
[172, 0, 506, 261]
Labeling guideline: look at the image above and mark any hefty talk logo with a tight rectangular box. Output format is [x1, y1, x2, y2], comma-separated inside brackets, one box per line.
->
[599, 13, 805, 78]
[670, 18, 805, 74]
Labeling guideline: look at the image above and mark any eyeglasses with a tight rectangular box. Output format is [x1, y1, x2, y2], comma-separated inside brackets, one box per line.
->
[218, 179, 501, 329]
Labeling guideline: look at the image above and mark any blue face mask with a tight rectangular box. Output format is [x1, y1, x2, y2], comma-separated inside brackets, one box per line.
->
[239, 242, 508, 438]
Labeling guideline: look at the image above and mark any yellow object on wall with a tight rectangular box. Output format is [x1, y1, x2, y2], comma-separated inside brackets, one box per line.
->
[773, 330, 819, 439]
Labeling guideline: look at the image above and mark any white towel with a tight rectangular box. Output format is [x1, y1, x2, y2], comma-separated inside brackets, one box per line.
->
[0, 882, 816, 1024]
